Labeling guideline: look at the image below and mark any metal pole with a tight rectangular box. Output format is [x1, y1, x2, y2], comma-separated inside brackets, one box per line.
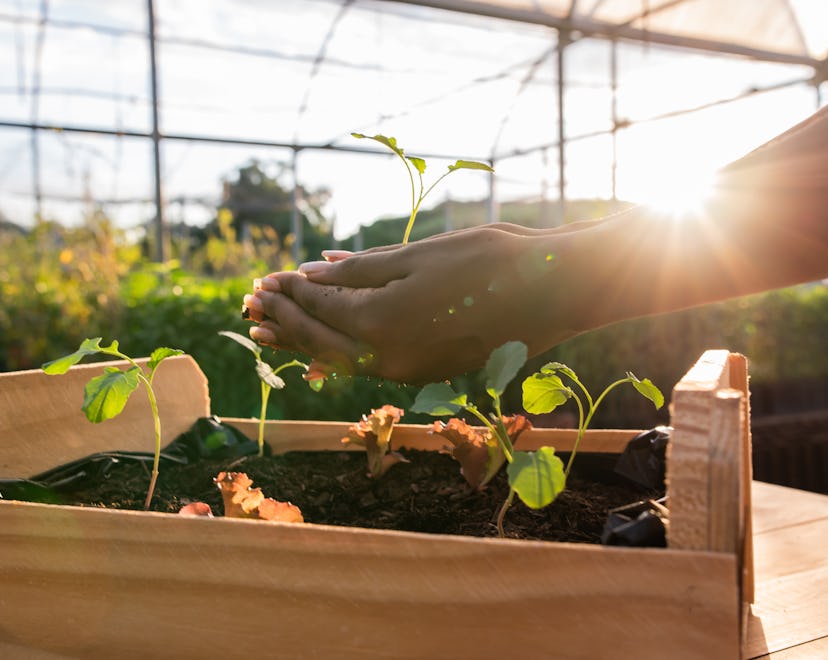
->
[486, 166, 497, 223]
[147, 0, 166, 262]
[610, 38, 618, 206]
[290, 149, 303, 264]
[30, 0, 49, 222]
[557, 29, 567, 225]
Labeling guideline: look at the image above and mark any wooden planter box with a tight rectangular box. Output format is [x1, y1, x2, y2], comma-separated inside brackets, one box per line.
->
[0, 350, 753, 660]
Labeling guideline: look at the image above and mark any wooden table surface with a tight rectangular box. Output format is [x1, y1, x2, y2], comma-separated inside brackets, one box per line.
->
[746, 481, 828, 659]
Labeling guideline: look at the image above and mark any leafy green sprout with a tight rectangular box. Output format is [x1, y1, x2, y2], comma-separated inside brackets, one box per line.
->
[351, 133, 494, 245]
[41, 338, 184, 511]
[522, 362, 665, 477]
[411, 341, 528, 537]
[219, 331, 316, 457]
[411, 341, 664, 537]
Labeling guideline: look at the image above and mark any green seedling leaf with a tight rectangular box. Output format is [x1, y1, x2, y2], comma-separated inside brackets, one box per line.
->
[148, 347, 184, 373]
[82, 366, 141, 423]
[256, 360, 286, 390]
[411, 382, 468, 416]
[218, 330, 262, 359]
[539, 361, 578, 382]
[521, 373, 572, 414]
[448, 159, 494, 172]
[484, 340, 528, 398]
[42, 337, 110, 374]
[507, 447, 566, 509]
[407, 156, 426, 174]
[627, 372, 665, 409]
[351, 132, 403, 157]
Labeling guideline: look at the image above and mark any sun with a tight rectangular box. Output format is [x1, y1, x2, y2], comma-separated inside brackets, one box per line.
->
[635, 164, 717, 218]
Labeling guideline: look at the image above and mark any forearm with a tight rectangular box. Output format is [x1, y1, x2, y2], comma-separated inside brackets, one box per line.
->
[551, 108, 828, 334]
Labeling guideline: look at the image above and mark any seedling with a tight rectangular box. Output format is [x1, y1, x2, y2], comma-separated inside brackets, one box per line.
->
[41, 337, 183, 510]
[412, 341, 664, 537]
[219, 330, 315, 457]
[342, 404, 407, 478]
[351, 133, 493, 244]
[430, 415, 531, 491]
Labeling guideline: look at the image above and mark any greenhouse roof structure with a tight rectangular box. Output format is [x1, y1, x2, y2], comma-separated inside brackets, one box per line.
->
[1, 0, 826, 259]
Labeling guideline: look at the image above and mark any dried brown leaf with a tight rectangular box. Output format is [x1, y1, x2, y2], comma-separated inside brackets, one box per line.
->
[214, 471, 303, 523]
[257, 498, 304, 523]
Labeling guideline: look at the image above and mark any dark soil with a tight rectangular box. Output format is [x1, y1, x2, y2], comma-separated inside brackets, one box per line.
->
[54, 448, 660, 543]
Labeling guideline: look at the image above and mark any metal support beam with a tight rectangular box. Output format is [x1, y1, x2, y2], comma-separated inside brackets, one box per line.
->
[557, 29, 566, 225]
[610, 37, 618, 204]
[147, 0, 167, 262]
[385, 0, 822, 69]
[290, 149, 303, 264]
[486, 166, 497, 224]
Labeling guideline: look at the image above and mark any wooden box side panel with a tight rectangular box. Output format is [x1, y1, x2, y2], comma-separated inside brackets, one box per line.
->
[0, 355, 210, 477]
[220, 418, 644, 455]
[0, 502, 740, 660]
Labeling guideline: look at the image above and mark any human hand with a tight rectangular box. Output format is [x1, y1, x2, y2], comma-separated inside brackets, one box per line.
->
[244, 223, 582, 384]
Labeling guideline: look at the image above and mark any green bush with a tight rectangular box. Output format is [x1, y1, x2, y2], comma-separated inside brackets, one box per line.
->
[4, 216, 826, 428]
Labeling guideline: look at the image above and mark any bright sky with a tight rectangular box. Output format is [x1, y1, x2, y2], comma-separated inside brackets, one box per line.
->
[0, 0, 826, 239]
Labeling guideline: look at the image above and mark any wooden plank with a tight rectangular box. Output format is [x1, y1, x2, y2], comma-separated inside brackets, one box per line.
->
[751, 481, 828, 534]
[745, 554, 828, 657]
[749, 635, 828, 660]
[728, 353, 754, 606]
[709, 389, 743, 555]
[667, 349, 731, 550]
[0, 355, 210, 477]
[746, 483, 828, 659]
[221, 418, 644, 455]
[0, 501, 740, 660]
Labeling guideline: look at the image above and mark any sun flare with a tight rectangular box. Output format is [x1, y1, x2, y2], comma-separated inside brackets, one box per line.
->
[633, 163, 717, 219]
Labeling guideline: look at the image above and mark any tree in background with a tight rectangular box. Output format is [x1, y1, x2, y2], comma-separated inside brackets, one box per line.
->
[207, 159, 333, 271]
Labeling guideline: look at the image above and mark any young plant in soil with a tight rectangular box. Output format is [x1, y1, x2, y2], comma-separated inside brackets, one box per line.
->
[412, 340, 664, 537]
[219, 330, 315, 457]
[341, 404, 407, 478]
[411, 341, 530, 535]
[351, 132, 493, 244]
[41, 337, 183, 510]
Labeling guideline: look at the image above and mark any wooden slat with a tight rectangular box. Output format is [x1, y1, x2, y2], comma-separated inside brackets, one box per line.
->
[728, 353, 754, 605]
[751, 636, 828, 660]
[0, 355, 210, 477]
[709, 389, 743, 554]
[667, 349, 731, 550]
[0, 501, 740, 660]
[751, 481, 828, 534]
[744, 482, 828, 659]
[220, 417, 644, 455]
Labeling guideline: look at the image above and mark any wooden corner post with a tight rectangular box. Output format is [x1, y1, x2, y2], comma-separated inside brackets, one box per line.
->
[666, 350, 754, 604]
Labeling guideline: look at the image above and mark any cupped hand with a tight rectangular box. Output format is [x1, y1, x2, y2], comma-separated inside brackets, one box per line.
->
[246, 223, 583, 384]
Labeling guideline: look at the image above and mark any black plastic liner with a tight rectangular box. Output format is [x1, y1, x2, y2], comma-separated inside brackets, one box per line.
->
[0, 416, 261, 503]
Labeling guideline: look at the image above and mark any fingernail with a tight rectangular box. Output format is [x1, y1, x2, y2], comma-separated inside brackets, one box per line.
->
[249, 326, 276, 344]
[253, 278, 262, 291]
[298, 260, 332, 276]
[243, 294, 263, 312]
[259, 276, 281, 292]
[322, 250, 352, 262]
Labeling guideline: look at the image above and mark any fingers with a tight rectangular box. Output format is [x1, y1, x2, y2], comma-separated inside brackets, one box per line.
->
[291, 248, 410, 288]
[249, 290, 374, 378]
[257, 271, 388, 341]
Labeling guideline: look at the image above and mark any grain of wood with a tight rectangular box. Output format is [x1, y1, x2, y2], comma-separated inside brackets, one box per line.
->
[0, 355, 210, 477]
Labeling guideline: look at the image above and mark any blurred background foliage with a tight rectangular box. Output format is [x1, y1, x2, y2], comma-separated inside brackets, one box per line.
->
[2, 162, 826, 428]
